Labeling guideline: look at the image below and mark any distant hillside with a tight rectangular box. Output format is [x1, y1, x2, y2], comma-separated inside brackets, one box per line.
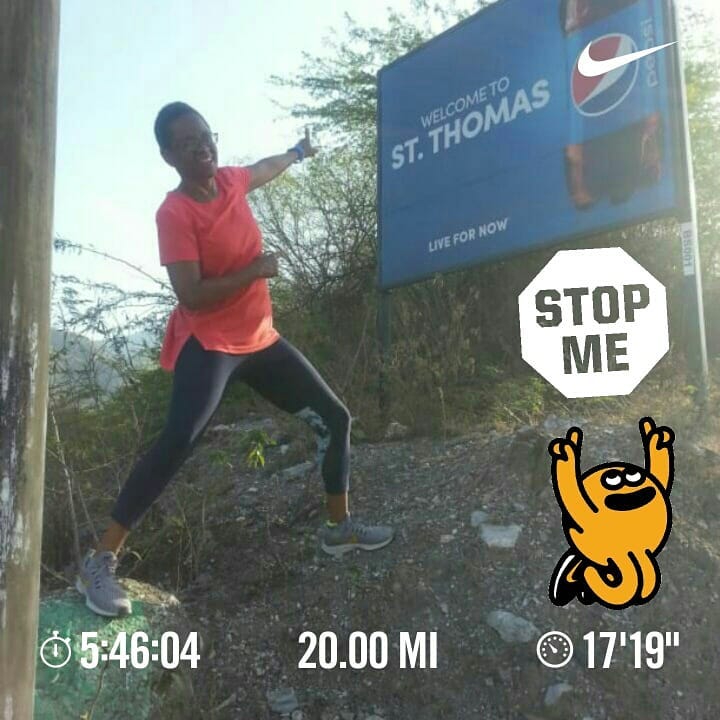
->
[49, 327, 159, 398]
[124, 329, 161, 361]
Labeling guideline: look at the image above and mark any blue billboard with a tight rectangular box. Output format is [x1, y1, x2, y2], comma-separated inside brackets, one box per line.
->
[377, 0, 686, 289]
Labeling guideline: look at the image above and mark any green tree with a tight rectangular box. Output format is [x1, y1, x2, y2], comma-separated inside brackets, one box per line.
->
[270, 0, 486, 149]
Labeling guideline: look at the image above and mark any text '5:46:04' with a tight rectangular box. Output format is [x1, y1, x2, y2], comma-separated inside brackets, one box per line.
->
[80, 631, 200, 669]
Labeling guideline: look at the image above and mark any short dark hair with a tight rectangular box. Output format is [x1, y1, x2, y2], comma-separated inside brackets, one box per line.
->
[154, 102, 204, 150]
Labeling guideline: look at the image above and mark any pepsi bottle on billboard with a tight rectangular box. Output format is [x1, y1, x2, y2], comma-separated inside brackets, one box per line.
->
[560, 0, 638, 35]
[561, 0, 665, 210]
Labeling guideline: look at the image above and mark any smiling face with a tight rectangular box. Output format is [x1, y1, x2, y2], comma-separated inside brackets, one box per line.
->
[160, 112, 217, 182]
[569, 461, 671, 561]
[583, 463, 658, 512]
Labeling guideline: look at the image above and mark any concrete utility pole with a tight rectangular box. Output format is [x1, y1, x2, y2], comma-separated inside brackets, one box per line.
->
[0, 2, 60, 717]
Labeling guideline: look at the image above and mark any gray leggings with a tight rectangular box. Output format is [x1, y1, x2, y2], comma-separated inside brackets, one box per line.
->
[111, 335, 351, 530]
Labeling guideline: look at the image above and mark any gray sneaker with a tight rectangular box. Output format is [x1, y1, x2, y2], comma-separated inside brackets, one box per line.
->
[76, 549, 132, 617]
[321, 515, 395, 557]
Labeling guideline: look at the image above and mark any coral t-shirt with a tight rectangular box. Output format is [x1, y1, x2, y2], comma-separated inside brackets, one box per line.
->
[156, 165, 280, 371]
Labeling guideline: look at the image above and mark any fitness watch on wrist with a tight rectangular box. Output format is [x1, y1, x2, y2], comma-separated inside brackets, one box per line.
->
[287, 143, 304, 163]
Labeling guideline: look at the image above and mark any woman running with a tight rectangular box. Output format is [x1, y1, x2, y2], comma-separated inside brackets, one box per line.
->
[76, 102, 394, 617]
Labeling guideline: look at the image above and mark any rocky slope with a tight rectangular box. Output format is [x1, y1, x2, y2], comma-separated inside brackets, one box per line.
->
[133, 413, 720, 719]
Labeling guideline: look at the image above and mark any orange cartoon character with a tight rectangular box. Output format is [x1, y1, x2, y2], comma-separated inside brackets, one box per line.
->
[548, 417, 674, 609]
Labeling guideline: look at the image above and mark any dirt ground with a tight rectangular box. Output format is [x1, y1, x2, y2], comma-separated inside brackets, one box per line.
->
[131, 409, 720, 720]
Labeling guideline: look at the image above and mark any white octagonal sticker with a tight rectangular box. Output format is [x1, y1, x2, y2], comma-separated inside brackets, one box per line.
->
[518, 248, 669, 398]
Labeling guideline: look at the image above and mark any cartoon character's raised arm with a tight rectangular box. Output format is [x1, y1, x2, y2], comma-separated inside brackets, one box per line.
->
[640, 417, 674, 493]
[549, 428, 594, 525]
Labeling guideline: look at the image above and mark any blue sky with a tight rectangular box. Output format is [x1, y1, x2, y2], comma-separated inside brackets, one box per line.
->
[52, 0, 718, 326]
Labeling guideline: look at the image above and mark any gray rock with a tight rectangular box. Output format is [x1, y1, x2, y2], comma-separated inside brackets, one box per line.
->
[207, 423, 238, 433]
[280, 461, 314, 480]
[340, 713, 355, 720]
[480, 524, 522, 548]
[237, 494, 259, 507]
[471, 510, 490, 526]
[486, 610, 539, 643]
[210, 417, 277, 434]
[385, 421, 410, 440]
[266, 687, 299, 714]
[291, 711, 304, 720]
[544, 682, 573, 706]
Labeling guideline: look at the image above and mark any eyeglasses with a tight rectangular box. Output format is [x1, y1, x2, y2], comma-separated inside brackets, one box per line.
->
[174, 131, 218, 154]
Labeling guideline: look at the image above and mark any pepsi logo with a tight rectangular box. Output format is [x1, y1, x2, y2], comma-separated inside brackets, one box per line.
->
[572, 34, 639, 117]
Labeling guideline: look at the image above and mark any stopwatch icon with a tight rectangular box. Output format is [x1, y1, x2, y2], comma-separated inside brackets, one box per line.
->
[40, 630, 72, 668]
